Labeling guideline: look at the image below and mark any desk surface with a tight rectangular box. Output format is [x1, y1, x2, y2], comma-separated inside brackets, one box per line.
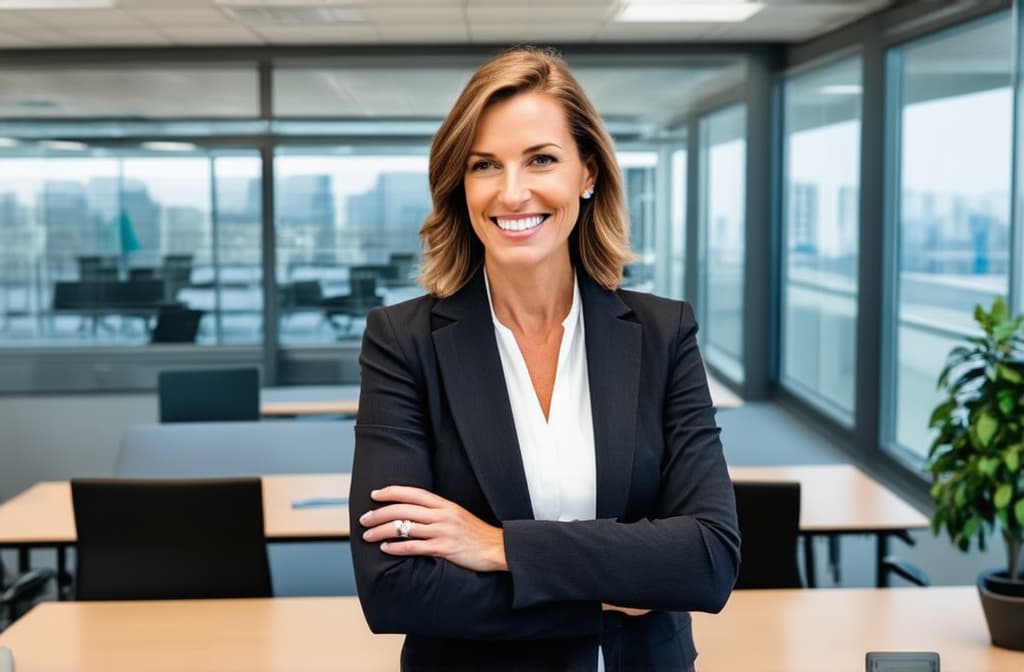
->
[729, 464, 930, 533]
[260, 385, 360, 416]
[0, 474, 351, 546]
[1, 588, 1019, 671]
[0, 466, 925, 545]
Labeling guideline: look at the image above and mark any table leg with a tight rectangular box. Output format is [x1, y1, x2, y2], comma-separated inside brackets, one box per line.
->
[802, 534, 817, 588]
[57, 545, 69, 601]
[17, 547, 29, 573]
[876, 532, 890, 588]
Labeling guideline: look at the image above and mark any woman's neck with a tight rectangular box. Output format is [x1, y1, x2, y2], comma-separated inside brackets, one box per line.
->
[485, 257, 575, 336]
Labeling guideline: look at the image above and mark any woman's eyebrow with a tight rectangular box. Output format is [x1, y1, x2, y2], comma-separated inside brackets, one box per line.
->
[467, 143, 564, 158]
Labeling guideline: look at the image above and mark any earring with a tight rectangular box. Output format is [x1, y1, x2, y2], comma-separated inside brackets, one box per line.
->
[582, 186, 594, 200]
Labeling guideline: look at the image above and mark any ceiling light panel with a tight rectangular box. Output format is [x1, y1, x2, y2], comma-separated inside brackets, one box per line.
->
[617, 1, 764, 23]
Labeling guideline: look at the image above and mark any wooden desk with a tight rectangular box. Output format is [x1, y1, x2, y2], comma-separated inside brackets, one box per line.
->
[261, 385, 360, 417]
[0, 474, 351, 589]
[1, 588, 1020, 671]
[729, 464, 930, 587]
[693, 586, 1023, 671]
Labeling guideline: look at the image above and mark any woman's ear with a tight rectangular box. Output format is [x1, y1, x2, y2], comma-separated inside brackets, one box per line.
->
[583, 156, 598, 192]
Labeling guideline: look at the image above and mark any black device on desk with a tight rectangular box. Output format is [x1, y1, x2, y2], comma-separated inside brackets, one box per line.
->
[866, 651, 940, 671]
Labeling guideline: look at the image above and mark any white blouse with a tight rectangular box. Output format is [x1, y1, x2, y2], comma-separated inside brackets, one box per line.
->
[485, 271, 603, 671]
[484, 271, 597, 523]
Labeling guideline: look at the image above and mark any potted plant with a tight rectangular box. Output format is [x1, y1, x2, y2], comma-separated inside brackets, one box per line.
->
[927, 296, 1024, 650]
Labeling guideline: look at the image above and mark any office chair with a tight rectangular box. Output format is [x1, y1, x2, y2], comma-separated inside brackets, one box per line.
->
[323, 267, 384, 336]
[157, 367, 260, 423]
[71, 478, 272, 601]
[0, 645, 11, 672]
[150, 305, 203, 344]
[0, 562, 56, 631]
[733, 481, 804, 589]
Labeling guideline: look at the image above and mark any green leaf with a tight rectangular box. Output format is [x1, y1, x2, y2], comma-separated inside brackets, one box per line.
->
[976, 303, 992, 330]
[964, 515, 981, 539]
[994, 484, 1013, 510]
[1015, 499, 1024, 526]
[929, 399, 957, 428]
[998, 389, 1017, 415]
[955, 481, 968, 508]
[976, 412, 998, 449]
[979, 457, 1000, 477]
[1005, 445, 1021, 473]
[991, 296, 1009, 324]
[999, 364, 1023, 384]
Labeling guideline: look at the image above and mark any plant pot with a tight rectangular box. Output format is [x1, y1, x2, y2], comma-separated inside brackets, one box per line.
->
[977, 569, 1024, 651]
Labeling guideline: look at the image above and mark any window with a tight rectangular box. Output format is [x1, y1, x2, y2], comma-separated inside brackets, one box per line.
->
[781, 57, 862, 421]
[274, 149, 431, 345]
[699, 104, 747, 383]
[0, 146, 262, 346]
[887, 13, 1013, 462]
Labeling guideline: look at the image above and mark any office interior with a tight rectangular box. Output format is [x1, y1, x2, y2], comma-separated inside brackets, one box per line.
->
[0, 0, 1019, 621]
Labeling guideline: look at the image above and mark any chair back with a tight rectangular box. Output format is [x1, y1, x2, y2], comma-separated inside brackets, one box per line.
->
[157, 367, 259, 423]
[71, 477, 272, 601]
[733, 481, 803, 589]
[150, 305, 203, 344]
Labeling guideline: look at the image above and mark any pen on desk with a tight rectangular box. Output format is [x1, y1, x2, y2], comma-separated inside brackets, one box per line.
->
[291, 497, 348, 509]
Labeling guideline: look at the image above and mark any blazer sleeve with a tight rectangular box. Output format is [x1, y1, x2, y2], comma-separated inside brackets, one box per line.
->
[349, 306, 603, 640]
[501, 302, 741, 613]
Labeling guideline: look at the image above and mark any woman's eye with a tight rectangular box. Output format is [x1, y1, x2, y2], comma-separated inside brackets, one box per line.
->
[470, 160, 494, 171]
[531, 155, 556, 167]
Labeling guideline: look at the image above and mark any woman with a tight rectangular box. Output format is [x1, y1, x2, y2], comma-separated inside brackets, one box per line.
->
[350, 47, 739, 671]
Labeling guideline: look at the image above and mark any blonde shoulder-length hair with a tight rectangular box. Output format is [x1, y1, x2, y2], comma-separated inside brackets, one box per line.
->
[419, 47, 632, 298]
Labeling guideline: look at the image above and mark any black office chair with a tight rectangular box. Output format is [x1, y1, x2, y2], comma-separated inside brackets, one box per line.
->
[71, 478, 272, 601]
[323, 267, 384, 336]
[733, 481, 804, 589]
[150, 305, 203, 344]
[0, 563, 56, 631]
[157, 367, 260, 423]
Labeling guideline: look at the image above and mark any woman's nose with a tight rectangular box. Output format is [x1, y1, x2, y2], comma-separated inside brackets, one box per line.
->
[499, 170, 530, 208]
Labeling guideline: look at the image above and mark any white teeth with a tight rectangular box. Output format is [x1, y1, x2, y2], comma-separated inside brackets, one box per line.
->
[495, 215, 544, 231]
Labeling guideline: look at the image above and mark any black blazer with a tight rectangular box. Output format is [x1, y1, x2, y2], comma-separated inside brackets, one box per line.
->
[350, 269, 740, 671]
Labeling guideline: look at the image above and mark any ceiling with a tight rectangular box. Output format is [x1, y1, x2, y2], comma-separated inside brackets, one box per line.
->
[0, 0, 894, 50]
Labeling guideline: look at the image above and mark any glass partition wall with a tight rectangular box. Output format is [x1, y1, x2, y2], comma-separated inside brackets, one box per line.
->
[0, 53, 737, 389]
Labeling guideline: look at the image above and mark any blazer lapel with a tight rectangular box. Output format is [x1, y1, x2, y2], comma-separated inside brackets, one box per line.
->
[431, 270, 535, 522]
[580, 276, 641, 519]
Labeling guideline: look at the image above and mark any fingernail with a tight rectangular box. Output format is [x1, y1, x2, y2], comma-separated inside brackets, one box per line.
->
[380, 542, 389, 550]
[370, 489, 380, 498]
[359, 511, 370, 523]
[362, 530, 370, 540]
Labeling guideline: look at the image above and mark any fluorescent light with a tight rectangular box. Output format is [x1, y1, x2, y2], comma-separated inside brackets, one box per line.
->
[0, 137, 17, 147]
[0, 0, 113, 9]
[40, 140, 87, 151]
[617, 1, 764, 23]
[820, 84, 863, 95]
[141, 141, 198, 152]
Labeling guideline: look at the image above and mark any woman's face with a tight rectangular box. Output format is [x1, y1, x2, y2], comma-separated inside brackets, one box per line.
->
[463, 92, 595, 277]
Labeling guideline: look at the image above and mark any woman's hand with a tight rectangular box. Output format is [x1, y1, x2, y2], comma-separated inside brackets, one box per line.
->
[359, 485, 508, 573]
[602, 604, 651, 617]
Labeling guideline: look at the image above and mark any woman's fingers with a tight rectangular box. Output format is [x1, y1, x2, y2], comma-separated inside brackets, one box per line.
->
[359, 503, 439, 529]
[362, 519, 435, 542]
[370, 485, 445, 508]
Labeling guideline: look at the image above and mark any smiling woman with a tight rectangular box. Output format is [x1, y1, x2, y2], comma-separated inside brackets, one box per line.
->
[349, 46, 739, 672]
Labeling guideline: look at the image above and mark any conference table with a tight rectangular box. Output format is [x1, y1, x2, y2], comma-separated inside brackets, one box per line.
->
[0, 474, 351, 595]
[0, 466, 924, 592]
[728, 464, 930, 587]
[1, 587, 1019, 671]
[260, 376, 743, 417]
